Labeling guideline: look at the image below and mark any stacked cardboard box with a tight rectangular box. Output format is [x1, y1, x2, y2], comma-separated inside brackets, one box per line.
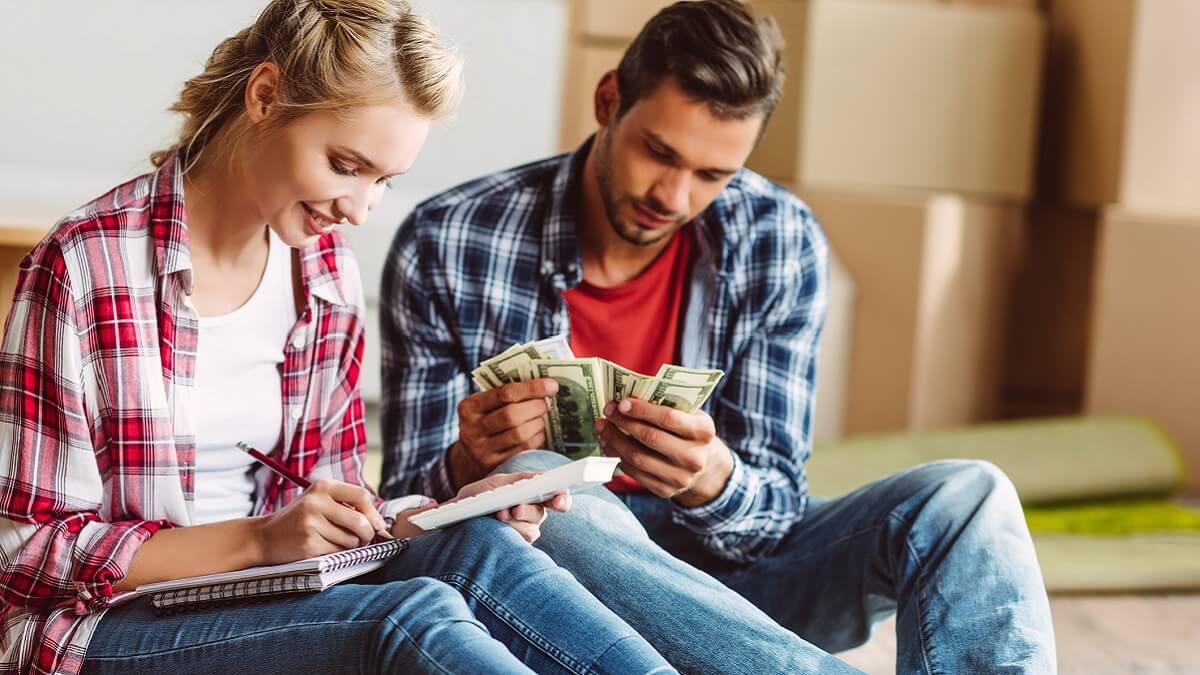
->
[1032, 0, 1200, 487]
[754, 0, 1045, 433]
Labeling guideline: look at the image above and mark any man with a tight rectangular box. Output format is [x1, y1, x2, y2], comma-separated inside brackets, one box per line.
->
[380, 1, 1056, 672]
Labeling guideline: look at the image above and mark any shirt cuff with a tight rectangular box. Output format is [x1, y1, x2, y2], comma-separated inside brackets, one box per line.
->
[379, 495, 437, 531]
[431, 448, 458, 502]
[672, 451, 757, 534]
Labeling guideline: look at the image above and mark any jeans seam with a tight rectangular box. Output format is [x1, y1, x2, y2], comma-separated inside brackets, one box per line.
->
[84, 619, 422, 662]
[378, 613, 456, 675]
[435, 572, 589, 674]
[891, 511, 940, 675]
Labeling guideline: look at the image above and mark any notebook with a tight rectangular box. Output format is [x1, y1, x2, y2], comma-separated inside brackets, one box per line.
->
[407, 456, 620, 531]
[112, 538, 408, 614]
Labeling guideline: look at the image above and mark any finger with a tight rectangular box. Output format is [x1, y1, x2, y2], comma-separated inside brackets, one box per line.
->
[599, 425, 694, 494]
[606, 398, 714, 441]
[469, 379, 558, 415]
[479, 416, 545, 454]
[479, 398, 550, 436]
[320, 499, 378, 546]
[542, 491, 571, 513]
[505, 520, 540, 544]
[311, 514, 366, 551]
[599, 413, 689, 458]
[320, 481, 388, 531]
[510, 503, 545, 524]
[612, 461, 686, 500]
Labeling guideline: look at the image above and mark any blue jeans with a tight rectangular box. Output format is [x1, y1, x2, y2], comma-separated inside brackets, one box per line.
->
[501, 452, 1057, 675]
[81, 516, 674, 675]
[498, 452, 861, 675]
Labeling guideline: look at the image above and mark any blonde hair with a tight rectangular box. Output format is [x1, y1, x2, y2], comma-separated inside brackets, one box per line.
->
[152, 0, 463, 170]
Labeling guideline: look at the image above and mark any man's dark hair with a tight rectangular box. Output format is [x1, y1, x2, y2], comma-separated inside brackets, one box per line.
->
[615, 0, 785, 121]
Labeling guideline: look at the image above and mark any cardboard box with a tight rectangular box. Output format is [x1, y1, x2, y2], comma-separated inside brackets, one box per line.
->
[575, 0, 677, 41]
[751, 0, 1044, 198]
[1038, 0, 1200, 213]
[1086, 208, 1200, 488]
[798, 186, 1025, 434]
[1000, 206, 1098, 419]
[560, 44, 624, 151]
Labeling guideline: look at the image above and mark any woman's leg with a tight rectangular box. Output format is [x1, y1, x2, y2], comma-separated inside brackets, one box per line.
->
[81, 577, 533, 675]
[370, 516, 674, 675]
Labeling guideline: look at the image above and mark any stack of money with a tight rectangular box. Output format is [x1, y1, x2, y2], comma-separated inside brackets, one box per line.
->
[472, 336, 724, 459]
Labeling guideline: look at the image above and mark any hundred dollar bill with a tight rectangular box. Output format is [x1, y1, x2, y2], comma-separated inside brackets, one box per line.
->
[606, 360, 655, 402]
[474, 343, 545, 389]
[534, 358, 606, 459]
[643, 365, 724, 413]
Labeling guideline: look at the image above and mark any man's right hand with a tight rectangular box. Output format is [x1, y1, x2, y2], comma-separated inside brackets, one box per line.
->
[447, 378, 559, 489]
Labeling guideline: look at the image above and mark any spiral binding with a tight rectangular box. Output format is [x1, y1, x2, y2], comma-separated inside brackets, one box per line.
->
[149, 539, 408, 614]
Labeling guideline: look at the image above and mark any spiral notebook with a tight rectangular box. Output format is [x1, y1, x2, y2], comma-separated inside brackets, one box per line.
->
[112, 538, 408, 614]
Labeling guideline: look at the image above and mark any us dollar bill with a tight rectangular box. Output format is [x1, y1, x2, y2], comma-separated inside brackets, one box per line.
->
[643, 365, 724, 413]
[606, 361, 655, 402]
[534, 358, 605, 459]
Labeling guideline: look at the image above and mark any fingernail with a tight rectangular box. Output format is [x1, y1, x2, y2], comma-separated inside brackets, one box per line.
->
[618, 399, 632, 413]
[499, 511, 511, 521]
[594, 419, 605, 432]
[604, 402, 615, 416]
[544, 380, 559, 395]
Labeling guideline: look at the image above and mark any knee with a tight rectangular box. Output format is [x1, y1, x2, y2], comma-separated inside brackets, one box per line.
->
[908, 460, 1022, 522]
[493, 449, 570, 475]
[379, 577, 474, 634]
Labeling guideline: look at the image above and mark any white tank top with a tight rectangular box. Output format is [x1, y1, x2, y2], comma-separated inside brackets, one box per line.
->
[192, 229, 296, 524]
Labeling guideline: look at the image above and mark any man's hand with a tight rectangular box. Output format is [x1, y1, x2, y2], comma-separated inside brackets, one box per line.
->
[447, 379, 559, 489]
[595, 398, 734, 508]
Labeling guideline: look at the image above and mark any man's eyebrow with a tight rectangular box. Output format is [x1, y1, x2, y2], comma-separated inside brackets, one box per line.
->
[643, 131, 738, 175]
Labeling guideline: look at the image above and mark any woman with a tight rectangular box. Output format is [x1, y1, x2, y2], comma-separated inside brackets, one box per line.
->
[0, 2, 673, 674]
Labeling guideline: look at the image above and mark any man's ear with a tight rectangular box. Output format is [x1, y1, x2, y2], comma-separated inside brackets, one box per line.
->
[594, 70, 621, 129]
[245, 62, 282, 124]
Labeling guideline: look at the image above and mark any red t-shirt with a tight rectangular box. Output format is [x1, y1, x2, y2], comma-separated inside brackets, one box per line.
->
[564, 225, 695, 492]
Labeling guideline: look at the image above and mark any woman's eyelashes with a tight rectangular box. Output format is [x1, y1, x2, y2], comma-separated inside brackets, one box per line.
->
[329, 158, 394, 188]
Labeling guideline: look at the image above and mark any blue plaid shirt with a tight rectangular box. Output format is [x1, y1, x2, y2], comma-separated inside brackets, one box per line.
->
[379, 141, 829, 563]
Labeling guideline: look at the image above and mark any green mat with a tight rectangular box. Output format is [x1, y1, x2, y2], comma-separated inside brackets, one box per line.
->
[808, 416, 1185, 504]
[1025, 498, 1200, 536]
[808, 416, 1200, 593]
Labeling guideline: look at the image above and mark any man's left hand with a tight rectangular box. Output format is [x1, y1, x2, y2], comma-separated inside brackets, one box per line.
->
[595, 398, 734, 508]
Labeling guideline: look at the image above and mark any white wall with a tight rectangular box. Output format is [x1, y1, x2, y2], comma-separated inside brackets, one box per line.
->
[0, 0, 569, 402]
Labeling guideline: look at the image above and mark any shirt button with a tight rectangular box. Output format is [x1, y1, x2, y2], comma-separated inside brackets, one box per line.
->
[290, 408, 301, 421]
[542, 261, 554, 274]
[291, 334, 305, 349]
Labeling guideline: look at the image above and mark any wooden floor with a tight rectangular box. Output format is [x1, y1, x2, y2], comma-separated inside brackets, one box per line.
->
[837, 594, 1200, 674]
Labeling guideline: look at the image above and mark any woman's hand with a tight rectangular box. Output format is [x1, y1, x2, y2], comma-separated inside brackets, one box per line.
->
[253, 479, 388, 565]
[461, 471, 573, 543]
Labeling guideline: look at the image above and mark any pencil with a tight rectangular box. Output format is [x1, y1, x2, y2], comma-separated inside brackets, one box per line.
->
[236, 441, 393, 542]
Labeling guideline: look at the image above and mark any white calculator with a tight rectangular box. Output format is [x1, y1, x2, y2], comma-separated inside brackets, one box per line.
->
[407, 456, 621, 531]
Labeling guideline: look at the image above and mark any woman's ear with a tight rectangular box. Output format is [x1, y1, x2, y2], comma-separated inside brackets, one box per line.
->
[245, 62, 282, 124]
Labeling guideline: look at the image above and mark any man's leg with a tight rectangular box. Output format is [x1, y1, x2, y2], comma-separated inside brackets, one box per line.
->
[631, 459, 1058, 675]
[496, 450, 861, 675]
[375, 515, 674, 674]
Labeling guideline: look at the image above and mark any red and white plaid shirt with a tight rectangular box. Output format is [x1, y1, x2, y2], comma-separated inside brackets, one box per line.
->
[0, 156, 423, 674]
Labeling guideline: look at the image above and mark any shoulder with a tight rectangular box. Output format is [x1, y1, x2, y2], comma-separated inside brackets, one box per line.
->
[397, 155, 564, 248]
[23, 171, 161, 298]
[711, 169, 828, 273]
